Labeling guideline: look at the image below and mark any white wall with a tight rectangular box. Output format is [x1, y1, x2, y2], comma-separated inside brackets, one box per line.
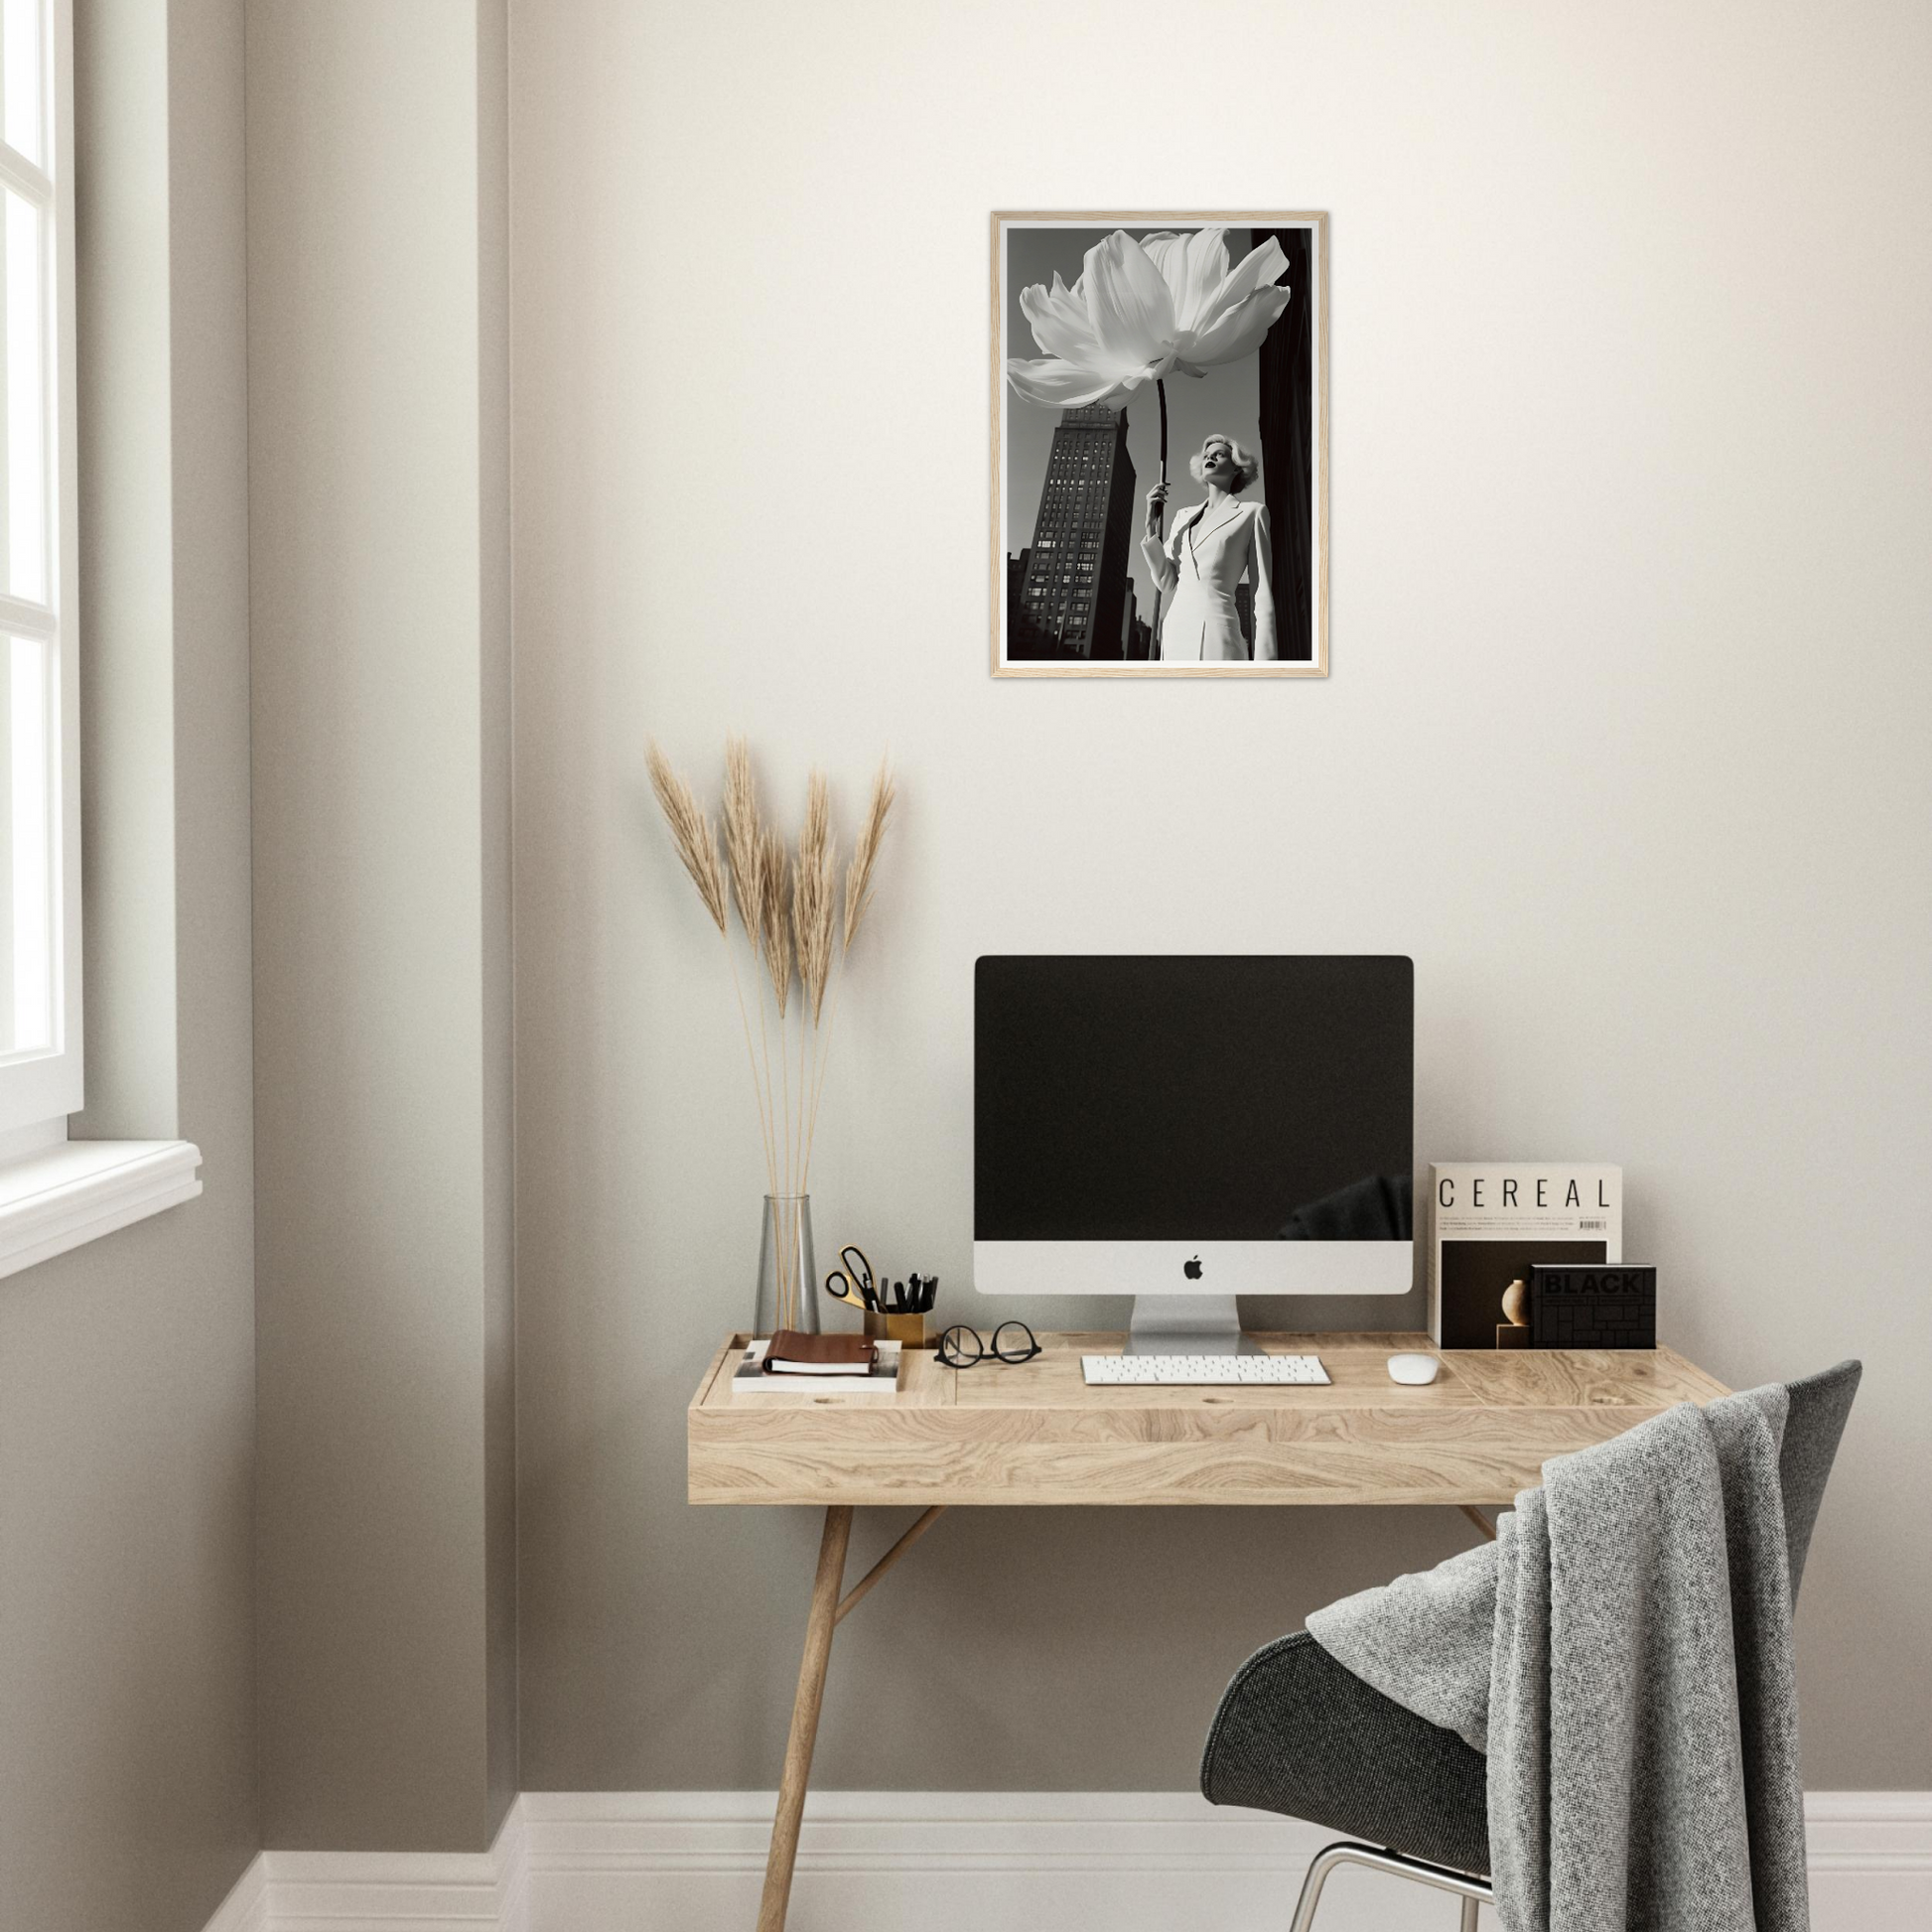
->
[510, 0, 1932, 1793]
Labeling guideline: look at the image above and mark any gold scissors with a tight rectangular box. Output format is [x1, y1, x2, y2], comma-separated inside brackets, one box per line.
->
[824, 1244, 878, 1312]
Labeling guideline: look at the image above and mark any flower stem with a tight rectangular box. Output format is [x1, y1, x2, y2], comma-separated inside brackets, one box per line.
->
[727, 936, 777, 1196]
[799, 948, 846, 1196]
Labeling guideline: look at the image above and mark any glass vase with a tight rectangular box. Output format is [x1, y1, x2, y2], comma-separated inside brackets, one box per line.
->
[754, 1193, 818, 1339]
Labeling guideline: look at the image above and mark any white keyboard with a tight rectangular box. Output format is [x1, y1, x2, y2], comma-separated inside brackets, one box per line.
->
[1081, 1352, 1329, 1386]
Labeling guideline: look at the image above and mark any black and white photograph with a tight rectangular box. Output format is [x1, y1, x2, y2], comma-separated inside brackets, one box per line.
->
[992, 212, 1327, 676]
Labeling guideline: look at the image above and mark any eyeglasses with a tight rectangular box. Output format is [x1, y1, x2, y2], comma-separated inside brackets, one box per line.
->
[936, 1321, 1040, 1368]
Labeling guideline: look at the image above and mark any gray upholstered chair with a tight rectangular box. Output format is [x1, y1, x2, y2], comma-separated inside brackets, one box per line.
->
[1200, 1361, 1862, 1930]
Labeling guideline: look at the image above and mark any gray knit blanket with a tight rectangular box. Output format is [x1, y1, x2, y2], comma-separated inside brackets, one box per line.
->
[1307, 1388, 1808, 1932]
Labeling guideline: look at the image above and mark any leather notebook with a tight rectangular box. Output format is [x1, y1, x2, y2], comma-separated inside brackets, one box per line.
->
[763, 1329, 878, 1375]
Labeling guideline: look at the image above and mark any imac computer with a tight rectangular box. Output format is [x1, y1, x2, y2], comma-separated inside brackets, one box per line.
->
[973, 955, 1415, 1354]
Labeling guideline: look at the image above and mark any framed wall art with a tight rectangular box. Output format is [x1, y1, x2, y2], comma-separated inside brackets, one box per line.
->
[991, 210, 1328, 678]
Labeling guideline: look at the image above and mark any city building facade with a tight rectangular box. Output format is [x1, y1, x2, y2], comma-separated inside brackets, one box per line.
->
[1253, 224, 1314, 662]
[1010, 405, 1137, 659]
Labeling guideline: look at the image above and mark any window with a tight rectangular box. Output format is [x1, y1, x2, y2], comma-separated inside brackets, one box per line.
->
[0, 0, 76, 1140]
[0, 0, 199, 1279]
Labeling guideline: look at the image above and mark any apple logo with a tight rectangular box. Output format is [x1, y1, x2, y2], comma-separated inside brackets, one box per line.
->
[1183, 1255, 1203, 1280]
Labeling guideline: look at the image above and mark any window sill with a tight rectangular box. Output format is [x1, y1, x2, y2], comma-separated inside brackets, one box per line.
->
[0, 1139, 203, 1282]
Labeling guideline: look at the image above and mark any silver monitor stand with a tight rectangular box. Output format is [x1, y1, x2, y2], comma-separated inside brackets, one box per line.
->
[1124, 1294, 1259, 1356]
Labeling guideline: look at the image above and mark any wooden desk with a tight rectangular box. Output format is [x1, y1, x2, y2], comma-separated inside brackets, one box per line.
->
[688, 1330, 1728, 1931]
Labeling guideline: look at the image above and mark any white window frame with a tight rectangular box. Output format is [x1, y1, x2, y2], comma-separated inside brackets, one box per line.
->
[0, 0, 79, 1140]
[0, 0, 200, 1278]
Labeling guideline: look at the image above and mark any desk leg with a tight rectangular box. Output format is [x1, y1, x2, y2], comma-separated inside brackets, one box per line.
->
[758, 1504, 853, 1932]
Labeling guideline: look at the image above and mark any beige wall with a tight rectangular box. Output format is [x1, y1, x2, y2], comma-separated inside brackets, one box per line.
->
[0, 1, 258, 1928]
[510, 0, 1932, 1794]
[477, 0, 519, 1845]
[249, 0, 515, 1853]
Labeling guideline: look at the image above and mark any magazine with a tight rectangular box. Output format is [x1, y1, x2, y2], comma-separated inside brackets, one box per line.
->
[1428, 1164, 1621, 1349]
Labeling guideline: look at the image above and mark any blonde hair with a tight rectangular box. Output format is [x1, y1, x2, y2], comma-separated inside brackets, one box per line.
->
[1188, 435, 1260, 493]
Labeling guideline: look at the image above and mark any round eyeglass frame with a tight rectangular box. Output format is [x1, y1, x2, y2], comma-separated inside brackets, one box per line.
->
[936, 1320, 1040, 1368]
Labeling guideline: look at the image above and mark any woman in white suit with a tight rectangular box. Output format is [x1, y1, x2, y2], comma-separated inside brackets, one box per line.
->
[1142, 434, 1277, 662]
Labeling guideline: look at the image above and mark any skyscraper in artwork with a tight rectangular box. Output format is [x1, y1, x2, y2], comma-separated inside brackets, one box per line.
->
[1253, 225, 1314, 661]
[1006, 549, 1053, 657]
[1011, 406, 1137, 659]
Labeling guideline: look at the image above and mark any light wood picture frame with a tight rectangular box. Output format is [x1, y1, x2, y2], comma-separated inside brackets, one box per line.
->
[991, 210, 1329, 678]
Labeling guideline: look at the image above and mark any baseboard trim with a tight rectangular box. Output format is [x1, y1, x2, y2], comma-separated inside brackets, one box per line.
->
[199, 1808, 526, 1932]
[1804, 1789, 1932, 1876]
[521, 1788, 1323, 1874]
[201, 1789, 1932, 1931]
[202, 1854, 268, 1932]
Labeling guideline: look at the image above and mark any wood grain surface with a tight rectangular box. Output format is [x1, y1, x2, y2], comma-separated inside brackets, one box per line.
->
[688, 1331, 1730, 1508]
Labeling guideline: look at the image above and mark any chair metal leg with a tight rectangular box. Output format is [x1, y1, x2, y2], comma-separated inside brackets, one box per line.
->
[1288, 1841, 1493, 1932]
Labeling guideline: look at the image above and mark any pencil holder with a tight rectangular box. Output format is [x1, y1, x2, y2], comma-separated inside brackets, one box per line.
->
[866, 1310, 927, 1348]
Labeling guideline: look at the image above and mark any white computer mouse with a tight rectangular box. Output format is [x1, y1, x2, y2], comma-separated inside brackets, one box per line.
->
[1387, 1352, 1442, 1386]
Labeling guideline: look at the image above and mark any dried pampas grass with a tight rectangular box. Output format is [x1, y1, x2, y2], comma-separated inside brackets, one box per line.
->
[645, 737, 895, 1227]
[722, 735, 764, 939]
[759, 827, 793, 1018]
[844, 759, 896, 949]
[645, 741, 727, 935]
[793, 773, 836, 1025]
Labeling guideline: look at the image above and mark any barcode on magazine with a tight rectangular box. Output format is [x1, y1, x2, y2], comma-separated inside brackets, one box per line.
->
[1580, 1218, 1608, 1230]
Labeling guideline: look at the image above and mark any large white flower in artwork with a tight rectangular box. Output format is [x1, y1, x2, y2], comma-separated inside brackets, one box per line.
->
[1006, 227, 1293, 410]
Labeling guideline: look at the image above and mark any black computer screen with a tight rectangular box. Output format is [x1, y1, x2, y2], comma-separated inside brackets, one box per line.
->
[974, 956, 1414, 1242]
